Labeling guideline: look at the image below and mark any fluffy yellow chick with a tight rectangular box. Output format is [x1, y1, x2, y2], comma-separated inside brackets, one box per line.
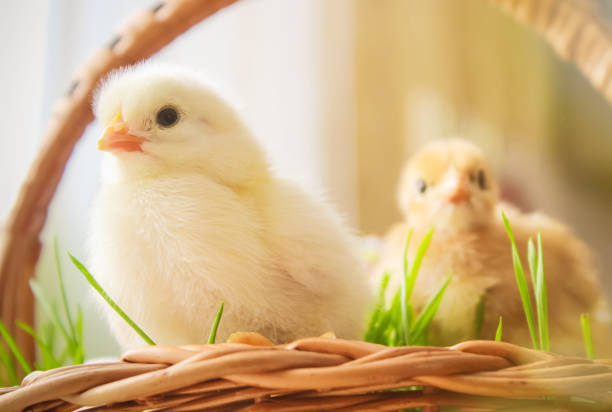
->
[90, 64, 370, 350]
[376, 138, 610, 355]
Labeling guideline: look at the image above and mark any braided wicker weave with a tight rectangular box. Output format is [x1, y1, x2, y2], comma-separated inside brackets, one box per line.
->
[1, 0, 612, 410]
[1, 338, 612, 411]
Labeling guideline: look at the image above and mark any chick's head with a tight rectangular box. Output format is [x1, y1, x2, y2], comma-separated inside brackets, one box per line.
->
[94, 64, 268, 186]
[398, 139, 499, 231]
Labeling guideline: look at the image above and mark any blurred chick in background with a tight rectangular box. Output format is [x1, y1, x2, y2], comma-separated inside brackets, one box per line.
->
[375, 138, 610, 355]
[90, 64, 370, 350]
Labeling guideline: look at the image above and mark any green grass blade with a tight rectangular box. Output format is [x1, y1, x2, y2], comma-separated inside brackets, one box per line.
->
[0, 349, 6, 386]
[29, 280, 73, 346]
[473, 294, 486, 339]
[406, 229, 434, 304]
[527, 237, 537, 290]
[495, 316, 503, 341]
[400, 229, 414, 344]
[0, 318, 32, 375]
[535, 233, 549, 351]
[0, 338, 18, 385]
[502, 211, 538, 349]
[370, 273, 390, 328]
[377, 272, 391, 304]
[207, 302, 225, 344]
[69, 253, 155, 346]
[76, 305, 83, 339]
[74, 305, 85, 364]
[580, 313, 594, 360]
[54, 238, 76, 345]
[401, 228, 434, 345]
[16, 321, 60, 370]
[368, 302, 394, 345]
[365, 272, 390, 342]
[0, 353, 7, 386]
[410, 275, 451, 343]
[51, 303, 78, 356]
[389, 291, 405, 346]
[42, 322, 56, 361]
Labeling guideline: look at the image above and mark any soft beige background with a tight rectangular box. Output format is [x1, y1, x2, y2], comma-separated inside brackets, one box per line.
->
[354, 0, 612, 294]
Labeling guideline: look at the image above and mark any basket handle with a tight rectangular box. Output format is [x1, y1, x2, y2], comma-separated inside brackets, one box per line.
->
[490, 0, 612, 102]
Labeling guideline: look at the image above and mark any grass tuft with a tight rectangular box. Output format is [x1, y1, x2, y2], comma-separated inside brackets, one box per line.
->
[366, 214, 559, 352]
[0, 243, 230, 383]
[502, 212, 551, 351]
[365, 229, 450, 346]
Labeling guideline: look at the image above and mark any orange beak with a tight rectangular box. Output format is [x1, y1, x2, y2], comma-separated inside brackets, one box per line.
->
[444, 169, 471, 204]
[98, 112, 147, 153]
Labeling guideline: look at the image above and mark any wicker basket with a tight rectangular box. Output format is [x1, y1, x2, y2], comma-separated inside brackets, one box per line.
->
[2, 0, 612, 410]
[2, 338, 612, 411]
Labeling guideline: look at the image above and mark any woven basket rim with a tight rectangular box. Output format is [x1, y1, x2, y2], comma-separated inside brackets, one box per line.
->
[2, 337, 612, 411]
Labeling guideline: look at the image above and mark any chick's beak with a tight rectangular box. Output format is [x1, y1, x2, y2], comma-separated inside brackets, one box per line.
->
[444, 169, 471, 204]
[98, 113, 147, 153]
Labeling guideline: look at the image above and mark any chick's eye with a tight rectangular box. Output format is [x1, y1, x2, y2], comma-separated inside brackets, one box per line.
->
[416, 179, 427, 194]
[156, 107, 179, 127]
[477, 169, 487, 190]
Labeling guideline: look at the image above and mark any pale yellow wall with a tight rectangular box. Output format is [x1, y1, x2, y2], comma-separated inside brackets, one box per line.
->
[354, 0, 556, 233]
[353, 0, 612, 293]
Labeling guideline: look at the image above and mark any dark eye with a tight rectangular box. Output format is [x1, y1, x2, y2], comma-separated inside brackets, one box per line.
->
[477, 169, 487, 190]
[156, 106, 179, 127]
[416, 179, 427, 194]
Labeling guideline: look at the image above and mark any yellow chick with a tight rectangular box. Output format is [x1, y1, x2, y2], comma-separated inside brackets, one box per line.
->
[89, 64, 370, 350]
[376, 138, 610, 355]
